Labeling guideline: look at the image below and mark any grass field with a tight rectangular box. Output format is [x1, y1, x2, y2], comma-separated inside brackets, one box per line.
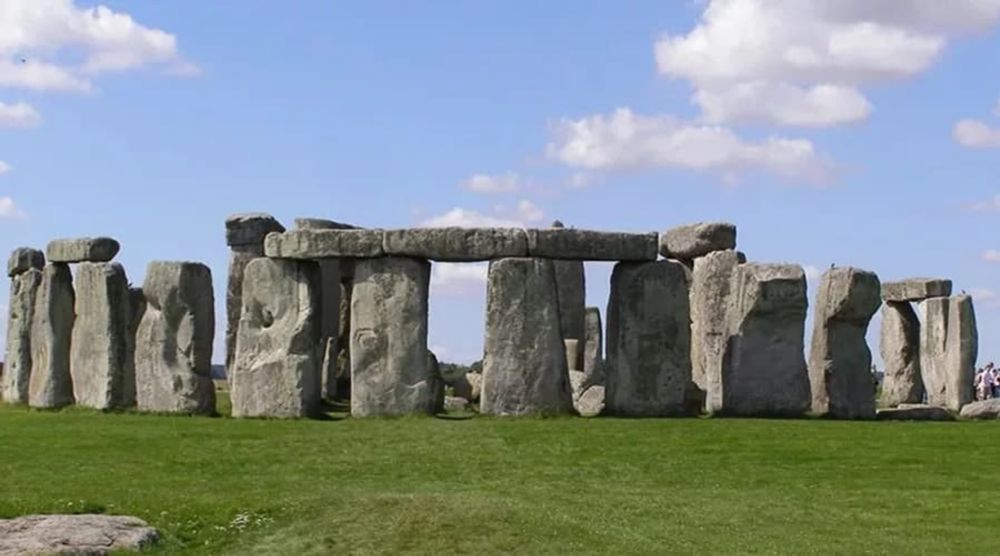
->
[2, 399, 999, 555]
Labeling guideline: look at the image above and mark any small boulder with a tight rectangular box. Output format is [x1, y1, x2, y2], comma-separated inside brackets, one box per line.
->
[0, 514, 158, 555]
[959, 399, 1000, 420]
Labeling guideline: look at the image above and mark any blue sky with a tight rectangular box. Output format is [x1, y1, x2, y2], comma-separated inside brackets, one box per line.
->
[1, 1, 999, 365]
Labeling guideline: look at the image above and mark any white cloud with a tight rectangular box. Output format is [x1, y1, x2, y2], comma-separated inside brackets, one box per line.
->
[0, 0, 196, 92]
[982, 249, 1000, 263]
[0, 101, 41, 128]
[966, 194, 1000, 213]
[547, 107, 833, 183]
[969, 288, 1000, 309]
[461, 173, 523, 194]
[420, 199, 546, 228]
[0, 161, 10, 174]
[0, 196, 27, 220]
[953, 119, 1000, 149]
[655, 0, 1000, 127]
[513, 199, 545, 223]
[431, 262, 489, 296]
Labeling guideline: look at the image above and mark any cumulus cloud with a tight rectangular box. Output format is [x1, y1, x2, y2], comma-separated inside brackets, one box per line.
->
[953, 119, 1000, 149]
[420, 199, 546, 228]
[0, 101, 41, 128]
[966, 194, 1000, 213]
[655, 0, 1000, 127]
[547, 108, 834, 183]
[461, 173, 523, 194]
[431, 262, 489, 296]
[0, 196, 27, 220]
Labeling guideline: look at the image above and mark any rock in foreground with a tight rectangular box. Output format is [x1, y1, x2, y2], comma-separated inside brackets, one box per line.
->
[959, 399, 1000, 420]
[876, 404, 955, 421]
[0, 514, 158, 555]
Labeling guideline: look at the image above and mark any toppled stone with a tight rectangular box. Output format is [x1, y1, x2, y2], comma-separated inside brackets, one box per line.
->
[0, 514, 158, 555]
[526, 229, 658, 261]
[46, 237, 120, 263]
[70, 262, 133, 410]
[876, 404, 954, 421]
[135, 262, 216, 414]
[920, 295, 977, 411]
[659, 222, 737, 260]
[959, 399, 1000, 420]
[7, 247, 44, 277]
[2, 268, 42, 404]
[575, 385, 606, 417]
[481, 258, 573, 416]
[225, 213, 285, 247]
[28, 264, 75, 408]
[444, 396, 469, 412]
[293, 217, 357, 230]
[881, 278, 952, 302]
[383, 227, 528, 261]
[606, 260, 691, 416]
[265, 229, 385, 259]
[583, 307, 603, 384]
[809, 267, 881, 419]
[691, 249, 740, 405]
[231, 258, 321, 418]
[880, 301, 924, 406]
[713, 263, 810, 416]
[351, 257, 438, 416]
[553, 259, 585, 365]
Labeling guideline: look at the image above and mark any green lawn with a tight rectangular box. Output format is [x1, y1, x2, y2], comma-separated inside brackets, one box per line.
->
[1, 400, 999, 555]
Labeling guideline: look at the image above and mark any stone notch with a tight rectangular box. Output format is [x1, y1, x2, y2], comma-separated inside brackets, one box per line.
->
[880, 302, 924, 406]
[659, 222, 737, 260]
[265, 229, 385, 259]
[383, 228, 529, 261]
[46, 237, 120, 263]
[7, 247, 44, 277]
[28, 263, 75, 408]
[293, 217, 358, 230]
[3, 267, 43, 403]
[881, 278, 952, 302]
[808, 267, 881, 419]
[920, 295, 977, 411]
[225, 213, 286, 247]
[527, 229, 658, 261]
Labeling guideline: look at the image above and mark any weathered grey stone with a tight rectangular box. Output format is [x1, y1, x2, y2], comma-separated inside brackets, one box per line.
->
[46, 237, 120, 263]
[606, 260, 691, 416]
[880, 301, 924, 406]
[960, 399, 1000, 419]
[881, 278, 952, 302]
[70, 262, 132, 410]
[919, 295, 977, 411]
[713, 263, 810, 416]
[135, 262, 216, 414]
[526, 229, 658, 261]
[334, 274, 354, 399]
[808, 267, 881, 419]
[293, 217, 357, 230]
[564, 339, 581, 372]
[2, 268, 42, 403]
[736, 252, 748, 264]
[553, 259, 585, 365]
[28, 264, 75, 408]
[583, 307, 603, 384]
[481, 258, 573, 416]
[465, 372, 482, 402]
[427, 350, 445, 414]
[444, 396, 469, 412]
[225, 212, 285, 247]
[691, 249, 740, 404]
[876, 404, 954, 421]
[313, 260, 341, 400]
[265, 229, 385, 259]
[7, 247, 44, 277]
[575, 385, 606, 417]
[231, 258, 321, 418]
[659, 222, 737, 260]
[0, 514, 159, 555]
[383, 227, 528, 261]
[350, 257, 438, 416]
[123, 286, 145, 408]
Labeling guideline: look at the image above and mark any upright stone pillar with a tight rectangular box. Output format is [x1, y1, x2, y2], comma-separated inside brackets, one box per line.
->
[135, 262, 216, 414]
[3, 248, 45, 403]
[691, 249, 740, 404]
[605, 260, 691, 416]
[481, 257, 573, 416]
[335, 260, 354, 400]
[713, 263, 810, 416]
[28, 264, 75, 408]
[920, 295, 977, 411]
[232, 258, 321, 418]
[583, 307, 603, 383]
[351, 257, 438, 416]
[70, 262, 133, 409]
[808, 267, 881, 419]
[123, 286, 146, 408]
[880, 302, 923, 406]
[225, 213, 285, 375]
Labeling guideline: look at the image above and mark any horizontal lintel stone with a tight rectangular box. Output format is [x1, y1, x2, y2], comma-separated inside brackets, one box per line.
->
[264, 229, 385, 259]
[881, 278, 952, 302]
[527, 229, 659, 261]
[382, 228, 528, 261]
[46, 237, 120, 263]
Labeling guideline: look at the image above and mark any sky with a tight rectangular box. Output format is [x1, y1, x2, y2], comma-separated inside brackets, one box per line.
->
[0, 0, 999, 366]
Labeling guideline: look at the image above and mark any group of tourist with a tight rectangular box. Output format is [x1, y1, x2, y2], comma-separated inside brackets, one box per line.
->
[975, 363, 1000, 400]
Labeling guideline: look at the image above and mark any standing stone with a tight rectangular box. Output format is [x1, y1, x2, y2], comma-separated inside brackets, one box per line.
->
[123, 286, 146, 408]
[481, 258, 573, 416]
[564, 339, 581, 372]
[583, 307, 603, 384]
[920, 295, 977, 411]
[7, 247, 44, 277]
[549, 221, 586, 367]
[691, 249, 740, 404]
[70, 262, 132, 410]
[28, 264, 75, 408]
[334, 261, 354, 400]
[808, 267, 881, 419]
[713, 263, 810, 416]
[605, 260, 691, 416]
[3, 267, 43, 403]
[225, 213, 285, 376]
[350, 257, 437, 416]
[231, 258, 321, 418]
[880, 301, 924, 406]
[135, 262, 216, 414]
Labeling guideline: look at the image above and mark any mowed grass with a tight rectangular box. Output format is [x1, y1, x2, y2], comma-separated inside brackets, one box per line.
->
[2, 400, 999, 555]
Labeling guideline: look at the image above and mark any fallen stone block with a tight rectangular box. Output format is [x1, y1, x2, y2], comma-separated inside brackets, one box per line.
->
[46, 237, 120, 263]
[959, 399, 1000, 420]
[876, 404, 954, 421]
[881, 278, 952, 302]
[526, 229, 658, 261]
[659, 222, 737, 260]
[880, 301, 924, 406]
[265, 229, 385, 259]
[383, 227, 528, 261]
[2, 267, 43, 404]
[576, 385, 606, 417]
[7, 247, 44, 277]
[28, 264, 75, 408]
